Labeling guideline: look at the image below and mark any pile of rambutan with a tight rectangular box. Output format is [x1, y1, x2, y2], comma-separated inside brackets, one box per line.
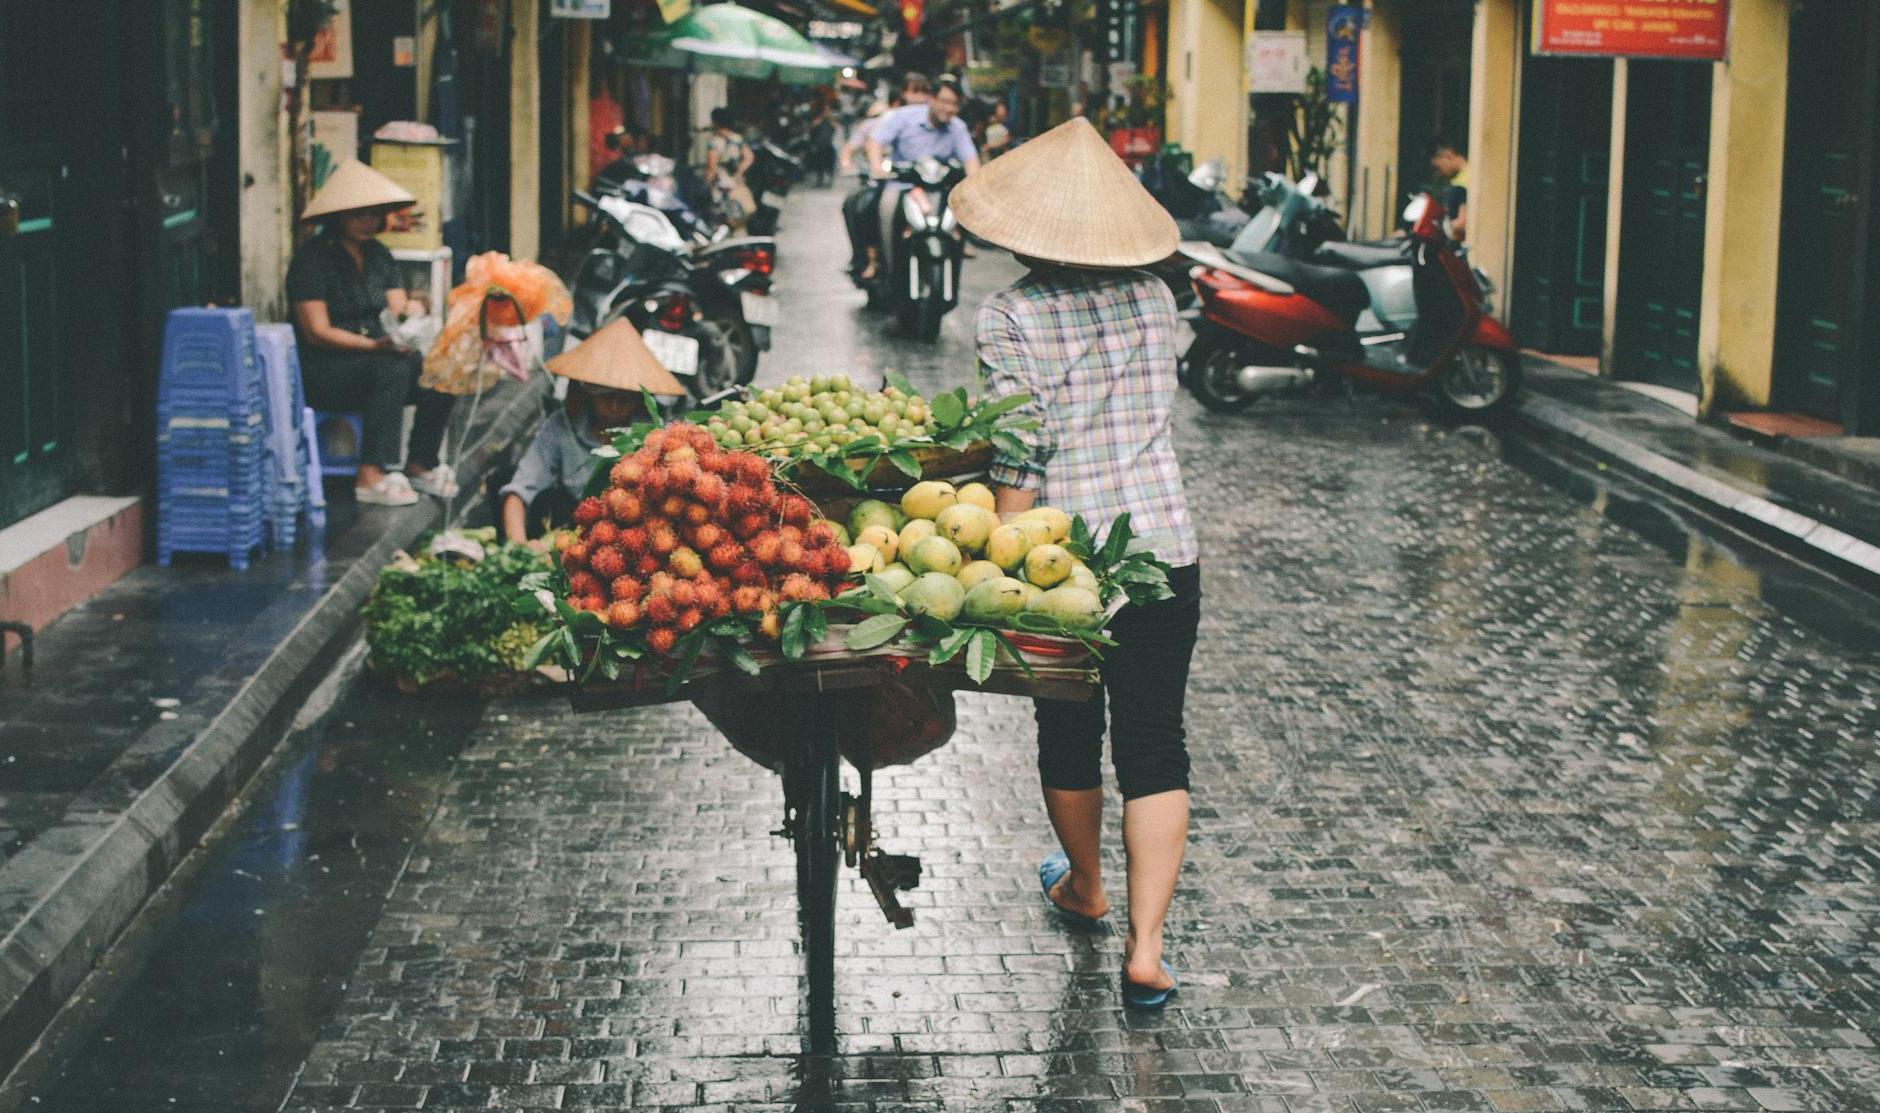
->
[562, 422, 853, 657]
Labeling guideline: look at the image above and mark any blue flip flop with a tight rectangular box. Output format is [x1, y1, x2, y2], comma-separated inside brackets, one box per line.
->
[1037, 851, 1103, 927]
[1122, 961, 1180, 1011]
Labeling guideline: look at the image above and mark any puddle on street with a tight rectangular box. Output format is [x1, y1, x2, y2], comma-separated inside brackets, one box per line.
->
[0, 668, 479, 1113]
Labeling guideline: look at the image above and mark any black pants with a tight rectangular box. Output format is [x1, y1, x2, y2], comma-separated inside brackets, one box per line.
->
[842, 182, 882, 273]
[301, 349, 455, 471]
[1035, 563, 1201, 801]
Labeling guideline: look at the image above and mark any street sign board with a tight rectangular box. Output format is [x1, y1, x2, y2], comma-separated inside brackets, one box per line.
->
[1532, 0, 1729, 61]
[1246, 31, 1309, 94]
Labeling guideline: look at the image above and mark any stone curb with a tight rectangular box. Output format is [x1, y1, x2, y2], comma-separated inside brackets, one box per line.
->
[0, 379, 546, 1076]
[1515, 394, 1880, 591]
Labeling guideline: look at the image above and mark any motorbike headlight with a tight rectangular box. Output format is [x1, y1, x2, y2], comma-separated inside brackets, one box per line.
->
[902, 192, 937, 231]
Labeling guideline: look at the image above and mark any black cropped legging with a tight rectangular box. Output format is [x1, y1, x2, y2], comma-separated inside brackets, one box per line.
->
[301, 348, 455, 471]
[1035, 563, 1201, 801]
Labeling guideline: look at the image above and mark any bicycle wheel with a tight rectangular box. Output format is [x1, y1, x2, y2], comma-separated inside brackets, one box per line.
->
[791, 725, 840, 1047]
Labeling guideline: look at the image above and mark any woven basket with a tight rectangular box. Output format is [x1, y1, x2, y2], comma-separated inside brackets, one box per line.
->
[780, 441, 996, 497]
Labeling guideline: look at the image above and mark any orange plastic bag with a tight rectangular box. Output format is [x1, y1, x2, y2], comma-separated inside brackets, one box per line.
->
[421, 252, 573, 396]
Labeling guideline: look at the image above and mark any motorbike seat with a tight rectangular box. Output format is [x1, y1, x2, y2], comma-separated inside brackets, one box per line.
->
[695, 235, 777, 261]
[1312, 241, 1411, 271]
[1176, 218, 1237, 248]
[1226, 249, 1372, 321]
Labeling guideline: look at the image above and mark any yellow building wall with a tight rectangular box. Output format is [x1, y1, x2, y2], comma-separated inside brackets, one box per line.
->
[238, 0, 290, 317]
[1600, 60, 1628, 376]
[510, 0, 543, 261]
[1466, 0, 1521, 319]
[1697, 0, 1789, 412]
[1167, 0, 1247, 185]
[1351, 0, 1401, 240]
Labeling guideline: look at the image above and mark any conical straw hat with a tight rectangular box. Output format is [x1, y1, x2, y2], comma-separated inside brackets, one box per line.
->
[300, 159, 418, 222]
[950, 117, 1178, 269]
[546, 319, 688, 397]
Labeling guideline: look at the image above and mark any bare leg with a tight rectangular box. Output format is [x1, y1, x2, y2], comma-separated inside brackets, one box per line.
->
[1121, 788, 1188, 987]
[1041, 786, 1109, 919]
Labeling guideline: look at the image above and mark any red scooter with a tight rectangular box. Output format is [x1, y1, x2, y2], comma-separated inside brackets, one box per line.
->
[1181, 191, 1521, 422]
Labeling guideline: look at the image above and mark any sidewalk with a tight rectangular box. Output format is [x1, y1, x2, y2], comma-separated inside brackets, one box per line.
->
[0, 376, 545, 1077]
[1516, 358, 1880, 591]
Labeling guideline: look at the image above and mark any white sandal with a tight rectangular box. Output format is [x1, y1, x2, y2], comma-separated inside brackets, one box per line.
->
[356, 472, 419, 507]
[409, 464, 459, 498]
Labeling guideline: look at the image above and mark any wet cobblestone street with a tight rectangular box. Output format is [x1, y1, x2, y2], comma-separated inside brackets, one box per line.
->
[30, 186, 1880, 1113]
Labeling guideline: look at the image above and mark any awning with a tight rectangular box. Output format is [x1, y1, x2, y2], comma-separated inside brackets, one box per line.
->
[624, 3, 839, 85]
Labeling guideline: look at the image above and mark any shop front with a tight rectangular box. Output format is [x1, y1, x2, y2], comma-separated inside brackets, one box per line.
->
[1773, 0, 1880, 433]
[0, 0, 238, 533]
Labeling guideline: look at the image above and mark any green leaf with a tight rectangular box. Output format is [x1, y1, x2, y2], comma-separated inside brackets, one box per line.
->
[990, 430, 1031, 461]
[844, 434, 883, 454]
[965, 628, 999, 684]
[992, 632, 1037, 679]
[885, 369, 915, 395]
[928, 625, 976, 665]
[931, 389, 967, 429]
[723, 640, 762, 676]
[971, 393, 1032, 422]
[845, 614, 909, 650]
[641, 388, 665, 424]
[781, 605, 809, 660]
[1099, 512, 1135, 567]
[804, 606, 829, 644]
[941, 428, 978, 450]
[599, 654, 622, 681]
[863, 574, 902, 606]
[909, 613, 953, 640]
[1008, 611, 1071, 634]
[522, 629, 562, 669]
[664, 630, 710, 695]
[886, 449, 923, 478]
[1068, 515, 1095, 556]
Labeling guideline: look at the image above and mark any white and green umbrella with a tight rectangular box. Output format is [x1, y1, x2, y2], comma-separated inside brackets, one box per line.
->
[626, 3, 836, 85]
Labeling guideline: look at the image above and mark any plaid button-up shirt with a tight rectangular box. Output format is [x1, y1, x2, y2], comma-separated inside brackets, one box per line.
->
[977, 268, 1199, 568]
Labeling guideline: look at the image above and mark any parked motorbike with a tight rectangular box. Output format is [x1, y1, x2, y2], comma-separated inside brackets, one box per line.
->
[568, 190, 762, 398]
[859, 158, 966, 342]
[745, 141, 803, 236]
[1181, 187, 1521, 422]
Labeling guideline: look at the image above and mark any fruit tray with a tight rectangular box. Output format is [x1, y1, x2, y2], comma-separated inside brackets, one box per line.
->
[779, 442, 997, 497]
[567, 638, 1097, 713]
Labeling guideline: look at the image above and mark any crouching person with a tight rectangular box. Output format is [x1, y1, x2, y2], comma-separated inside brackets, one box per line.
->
[500, 319, 688, 542]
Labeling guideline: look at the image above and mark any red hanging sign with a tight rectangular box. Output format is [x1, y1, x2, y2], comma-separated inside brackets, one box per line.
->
[900, 0, 923, 39]
[1532, 0, 1729, 61]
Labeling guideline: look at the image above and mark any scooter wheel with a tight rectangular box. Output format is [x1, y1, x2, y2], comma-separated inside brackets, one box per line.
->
[1431, 347, 1522, 424]
[1187, 335, 1259, 413]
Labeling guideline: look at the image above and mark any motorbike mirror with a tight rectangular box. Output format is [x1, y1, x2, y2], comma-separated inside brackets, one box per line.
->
[1187, 159, 1225, 192]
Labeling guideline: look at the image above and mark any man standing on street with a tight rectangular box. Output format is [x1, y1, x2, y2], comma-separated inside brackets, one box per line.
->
[1429, 137, 1469, 242]
[860, 76, 980, 281]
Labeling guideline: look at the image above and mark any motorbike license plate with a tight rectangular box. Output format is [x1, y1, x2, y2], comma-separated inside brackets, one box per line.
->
[741, 291, 780, 328]
[643, 330, 701, 376]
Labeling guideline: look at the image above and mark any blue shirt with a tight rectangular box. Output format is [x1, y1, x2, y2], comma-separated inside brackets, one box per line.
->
[500, 404, 605, 507]
[872, 104, 978, 165]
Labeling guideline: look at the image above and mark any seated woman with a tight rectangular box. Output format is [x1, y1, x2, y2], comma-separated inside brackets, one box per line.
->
[500, 318, 688, 542]
[288, 161, 459, 507]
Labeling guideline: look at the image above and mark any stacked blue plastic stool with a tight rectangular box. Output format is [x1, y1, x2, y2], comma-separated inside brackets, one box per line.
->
[156, 308, 269, 570]
[253, 323, 319, 548]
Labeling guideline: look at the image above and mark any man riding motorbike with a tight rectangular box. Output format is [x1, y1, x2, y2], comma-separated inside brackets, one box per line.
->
[858, 76, 979, 283]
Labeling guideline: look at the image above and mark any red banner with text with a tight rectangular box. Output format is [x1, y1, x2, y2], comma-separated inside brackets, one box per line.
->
[1533, 0, 1729, 61]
